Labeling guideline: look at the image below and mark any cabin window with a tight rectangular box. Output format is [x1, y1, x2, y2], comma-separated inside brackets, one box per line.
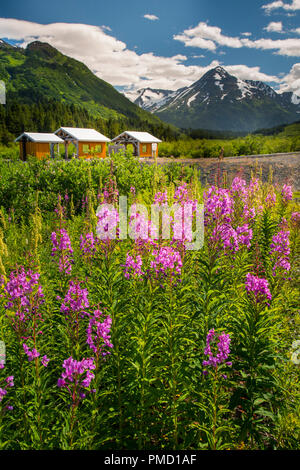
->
[83, 144, 90, 154]
[142, 145, 147, 153]
[95, 144, 102, 153]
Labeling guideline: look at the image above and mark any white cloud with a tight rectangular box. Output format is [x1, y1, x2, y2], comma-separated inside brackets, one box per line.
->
[241, 32, 252, 37]
[0, 18, 219, 92]
[244, 36, 300, 56]
[143, 14, 159, 21]
[223, 65, 280, 83]
[278, 63, 300, 95]
[0, 18, 282, 95]
[174, 21, 300, 56]
[264, 21, 283, 32]
[262, 0, 300, 13]
[174, 22, 243, 50]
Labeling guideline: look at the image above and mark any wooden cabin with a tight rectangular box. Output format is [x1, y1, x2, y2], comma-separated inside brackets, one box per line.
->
[15, 132, 64, 160]
[111, 131, 162, 158]
[55, 127, 110, 159]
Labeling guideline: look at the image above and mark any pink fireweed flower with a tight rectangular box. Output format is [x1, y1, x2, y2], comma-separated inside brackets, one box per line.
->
[5, 376, 14, 387]
[236, 224, 253, 249]
[245, 273, 272, 303]
[154, 191, 168, 205]
[265, 192, 276, 208]
[291, 211, 300, 227]
[23, 344, 49, 367]
[270, 230, 291, 274]
[210, 223, 252, 253]
[96, 205, 119, 240]
[243, 206, 256, 223]
[202, 329, 231, 372]
[230, 177, 247, 197]
[174, 183, 188, 203]
[129, 207, 149, 240]
[210, 224, 239, 253]
[249, 178, 260, 195]
[103, 177, 119, 204]
[150, 246, 182, 282]
[203, 186, 233, 225]
[86, 309, 113, 358]
[80, 232, 97, 257]
[57, 357, 96, 401]
[51, 228, 73, 274]
[0, 373, 14, 404]
[2, 268, 44, 338]
[123, 253, 144, 280]
[3, 267, 43, 311]
[281, 184, 293, 203]
[41, 355, 50, 367]
[60, 281, 90, 318]
[23, 343, 40, 361]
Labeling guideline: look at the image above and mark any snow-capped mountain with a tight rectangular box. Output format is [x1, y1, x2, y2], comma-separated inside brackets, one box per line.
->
[128, 88, 176, 112]
[130, 66, 300, 132]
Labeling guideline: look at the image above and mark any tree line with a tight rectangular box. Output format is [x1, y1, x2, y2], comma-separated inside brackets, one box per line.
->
[0, 100, 181, 145]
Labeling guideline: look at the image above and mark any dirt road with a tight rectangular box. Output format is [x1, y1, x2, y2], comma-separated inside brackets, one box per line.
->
[140, 152, 300, 191]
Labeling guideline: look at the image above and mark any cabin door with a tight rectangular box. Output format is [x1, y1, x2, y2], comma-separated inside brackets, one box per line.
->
[22, 139, 27, 161]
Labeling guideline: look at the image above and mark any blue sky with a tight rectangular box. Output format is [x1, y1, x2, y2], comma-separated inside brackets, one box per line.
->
[0, 0, 300, 96]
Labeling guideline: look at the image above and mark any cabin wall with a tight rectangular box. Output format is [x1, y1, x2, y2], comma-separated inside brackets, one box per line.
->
[139, 143, 158, 158]
[78, 141, 106, 159]
[19, 142, 51, 160]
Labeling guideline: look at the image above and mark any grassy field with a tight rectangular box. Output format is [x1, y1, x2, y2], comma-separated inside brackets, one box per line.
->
[0, 152, 299, 450]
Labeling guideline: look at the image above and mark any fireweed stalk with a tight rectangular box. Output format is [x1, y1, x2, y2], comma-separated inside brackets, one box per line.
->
[96, 241, 125, 447]
[290, 212, 300, 273]
[237, 272, 277, 445]
[60, 281, 90, 355]
[0, 361, 14, 417]
[0, 365, 14, 450]
[86, 309, 113, 368]
[2, 267, 46, 444]
[201, 329, 232, 450]
[269, 229, 291, 276]
[57, 357, 96, 448]
[51, 228, 74, 275]
[96, 204, 120, 258]
[51, 195, 74, 276]
[155, 247, 184, 449]
[245, 273, 272, 305]
[85, 309, 113, 448]
[123, 262, 158, 449]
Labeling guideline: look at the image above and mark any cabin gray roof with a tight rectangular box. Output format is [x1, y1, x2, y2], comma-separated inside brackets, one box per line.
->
[55, 127, 111, 142]
[15, 132, 64, 143]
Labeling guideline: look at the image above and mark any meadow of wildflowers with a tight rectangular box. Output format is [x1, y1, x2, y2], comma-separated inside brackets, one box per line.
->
[0, 151, 299, 450]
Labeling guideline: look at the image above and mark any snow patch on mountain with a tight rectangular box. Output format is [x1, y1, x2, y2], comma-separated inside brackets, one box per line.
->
[236, 79, 252, 100]
[291, 93, 300, 105]
[187, 92, 199, 107]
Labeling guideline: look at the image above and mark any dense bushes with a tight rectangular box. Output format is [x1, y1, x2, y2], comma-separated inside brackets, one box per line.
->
[0, 152, 195, 219]
[158, 135, 300, 158]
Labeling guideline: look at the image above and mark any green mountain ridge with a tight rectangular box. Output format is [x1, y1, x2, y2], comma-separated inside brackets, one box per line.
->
[0, 39, 179, 140]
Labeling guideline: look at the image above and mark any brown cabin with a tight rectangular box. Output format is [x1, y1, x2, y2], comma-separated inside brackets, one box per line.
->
[55, 127, 111, 159]
[15, 132, 64, 160]
[111, 131, 162, 158]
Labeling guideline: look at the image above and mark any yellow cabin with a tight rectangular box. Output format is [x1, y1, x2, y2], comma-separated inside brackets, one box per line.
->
[111, 131, 162, 158]
[15, 132, 64, 160]
[55, 127, 110, 159]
